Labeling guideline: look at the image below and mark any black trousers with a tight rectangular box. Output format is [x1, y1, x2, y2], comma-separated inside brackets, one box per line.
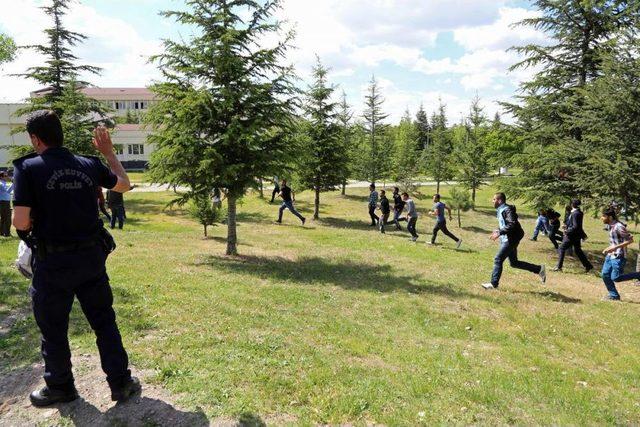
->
[556, 236, 593, 270]
[407, 217, 418, 238]
[431, 220, 459, 244]
[547, 223, 561, 249]
[368, 204, 379, 225]
[270, 185, 280, 203]
[31, 245, 131, 391]
[0, 200, 11, 236]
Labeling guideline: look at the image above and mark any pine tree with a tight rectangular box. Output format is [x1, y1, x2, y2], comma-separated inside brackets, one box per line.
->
[456, 96, 490, 205]
[392, 110, 420, 191]
[297, 58, 347, 220]
[147, 0, 298, 256]
[13, 0, 107, 155]
[361, 76, 389, 184]
[337, 91, 354, 195]
[423, 100, 455, 193]
[415, 104, 430, 150]
[503, 0, 640, 207]
[0, 33, 16, 65]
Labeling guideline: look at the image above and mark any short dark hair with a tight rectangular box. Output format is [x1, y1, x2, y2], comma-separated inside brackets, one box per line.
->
[25, 110, 63, 147]
[603, 207, 617, 220]
[380, 190, 385, 195]
[571, 199, 581, 208]
[495, 192, 506, 203]
[402, 192, 409, 197]
[370, 183, 375, 189]
[394, 187, 399, 192]
[434, 193, 441, 200]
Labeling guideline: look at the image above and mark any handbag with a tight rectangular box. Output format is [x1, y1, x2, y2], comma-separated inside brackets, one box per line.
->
[15, 240, 33, 279]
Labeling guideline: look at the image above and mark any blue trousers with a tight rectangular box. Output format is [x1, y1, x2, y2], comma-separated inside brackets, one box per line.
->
[278, 200, 304, 223]
[491, 238, 541, 287]
[531, 217, 548, 240]
[602, 256, 625, 299]
[31, 245, 131, 391]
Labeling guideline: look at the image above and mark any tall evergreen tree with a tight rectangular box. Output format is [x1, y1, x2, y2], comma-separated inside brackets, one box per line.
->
[503, 0, 640, 207]
[456, 96, 490, 205]
[337, 91, 354, 195]
[415, 103, 430, 150]
[147, 0, 298, 256]
[392, 110, 420, 191]
[361, 76, 389, 184]
[297, 58, 347, 220]
[423, 100, 455, 193]
[0, 33, 16, 65]
[13, 0, 107, 155]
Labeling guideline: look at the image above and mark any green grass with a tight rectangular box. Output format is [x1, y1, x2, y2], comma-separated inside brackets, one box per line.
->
[2, 185, 640, 424]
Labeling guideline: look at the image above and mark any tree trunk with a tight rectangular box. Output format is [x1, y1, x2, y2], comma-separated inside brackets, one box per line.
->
[436, 180, 440, 194]
[457, 208, 461, 228]
[314, 187, 320, 220]
[259, 178, 264, 198]
[341, 181, 346, 196]
[472, 187, 476, 210]
[204, 224, 208, 237]
[226, 194, 238, 256]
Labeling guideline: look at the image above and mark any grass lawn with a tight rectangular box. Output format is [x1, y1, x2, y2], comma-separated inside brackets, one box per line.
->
[2, 185, 640, 424]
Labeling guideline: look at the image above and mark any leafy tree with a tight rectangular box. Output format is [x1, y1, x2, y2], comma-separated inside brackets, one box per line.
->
[360, 76, 389, 184]
[415, 103, 430, 150]
[484, 116, 522, 174]
[297, 58, 347, 220]
[146, 0, 298, 256]
[503, 0, 640, 207]
[423, 101, 455, 193]
[12, 0, 107, 156]
[188, 195, 226, 238]
[0, 33, 16, 66]
[573, 31, 640, 219]
[392, 110, 420, 191]
[456, 96, 490, 205]
[337, 91, 354, 195]
[449, 187, 474, 227]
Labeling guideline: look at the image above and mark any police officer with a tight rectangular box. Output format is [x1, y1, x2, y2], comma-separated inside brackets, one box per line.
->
[12, 111, 140, 407]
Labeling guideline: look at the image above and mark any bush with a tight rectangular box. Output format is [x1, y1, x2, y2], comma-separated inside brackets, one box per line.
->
[449, 187, 474, 227]
[188, 196, 226, 237]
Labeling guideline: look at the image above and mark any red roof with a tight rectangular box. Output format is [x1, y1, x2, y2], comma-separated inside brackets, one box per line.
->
[81, 88, 152, 96]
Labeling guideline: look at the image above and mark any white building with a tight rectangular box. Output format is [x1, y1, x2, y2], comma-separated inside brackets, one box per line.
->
[0, 87, 155, 170]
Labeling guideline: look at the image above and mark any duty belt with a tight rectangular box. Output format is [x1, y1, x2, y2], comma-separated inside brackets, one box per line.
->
[40, 237, 101, 255]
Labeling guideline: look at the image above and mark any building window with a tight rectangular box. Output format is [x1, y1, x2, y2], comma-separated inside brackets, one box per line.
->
[128, 144, 145, 155]
[114, 144, 124, 155]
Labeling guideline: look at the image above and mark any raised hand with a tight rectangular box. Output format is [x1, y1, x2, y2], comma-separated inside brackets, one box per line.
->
[92, 125, 115, 156]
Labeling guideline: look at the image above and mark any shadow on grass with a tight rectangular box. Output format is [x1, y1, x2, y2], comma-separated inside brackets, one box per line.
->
[462, 225, 493, 235]
[528, 290, 582, 304]
[317, 217, 377, 231]
[198, 254, 490, 301]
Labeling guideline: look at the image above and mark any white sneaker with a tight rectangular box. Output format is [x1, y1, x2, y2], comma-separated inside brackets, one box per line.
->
[539, 265, 547, 284]
[426, 241, 434, 245]
[411, 237, 418, 242]
[456, 239, 462, 249]
[481, 283, 497, 290]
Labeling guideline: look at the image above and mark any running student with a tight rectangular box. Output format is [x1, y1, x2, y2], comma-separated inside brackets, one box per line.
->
[482, 193, 546, 290]
[378, 190, 391, 234]
[554, 199, 593, 273]
[368, 184, 379, 226]
[600, 207, 634, 301]
[428, 194, 461, 248]
[392, 187, 405, 230]
[545, 208, 562, 250]
[402, 192, 419, 241]
[530, 209, 549, 241]
[276, 179, 306, 225]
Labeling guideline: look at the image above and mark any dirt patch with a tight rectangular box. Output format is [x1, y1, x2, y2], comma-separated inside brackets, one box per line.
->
[0, 306, 30, 338]
[0, 353, 211, 427]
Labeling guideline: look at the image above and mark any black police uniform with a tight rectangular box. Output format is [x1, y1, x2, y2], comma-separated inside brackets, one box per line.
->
[12, 147, 132, 393]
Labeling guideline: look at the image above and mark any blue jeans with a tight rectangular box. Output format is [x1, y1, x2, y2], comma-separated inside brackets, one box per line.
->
[491, 238, 541, 287]
[532, 217, 548, 240]
[615, 254, 640, 283]
[602, 256, 625, 299]
[278, 200, 304, 223]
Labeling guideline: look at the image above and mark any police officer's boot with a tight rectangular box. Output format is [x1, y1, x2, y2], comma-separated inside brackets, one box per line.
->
[111, 376, 141, 402]
[30, 385, 79, 407]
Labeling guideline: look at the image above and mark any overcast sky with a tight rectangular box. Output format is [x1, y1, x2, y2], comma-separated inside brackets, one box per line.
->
[0, 0, 546, 123]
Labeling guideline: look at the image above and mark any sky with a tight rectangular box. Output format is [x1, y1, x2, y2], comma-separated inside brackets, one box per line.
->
[0, 0, 547, 124]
